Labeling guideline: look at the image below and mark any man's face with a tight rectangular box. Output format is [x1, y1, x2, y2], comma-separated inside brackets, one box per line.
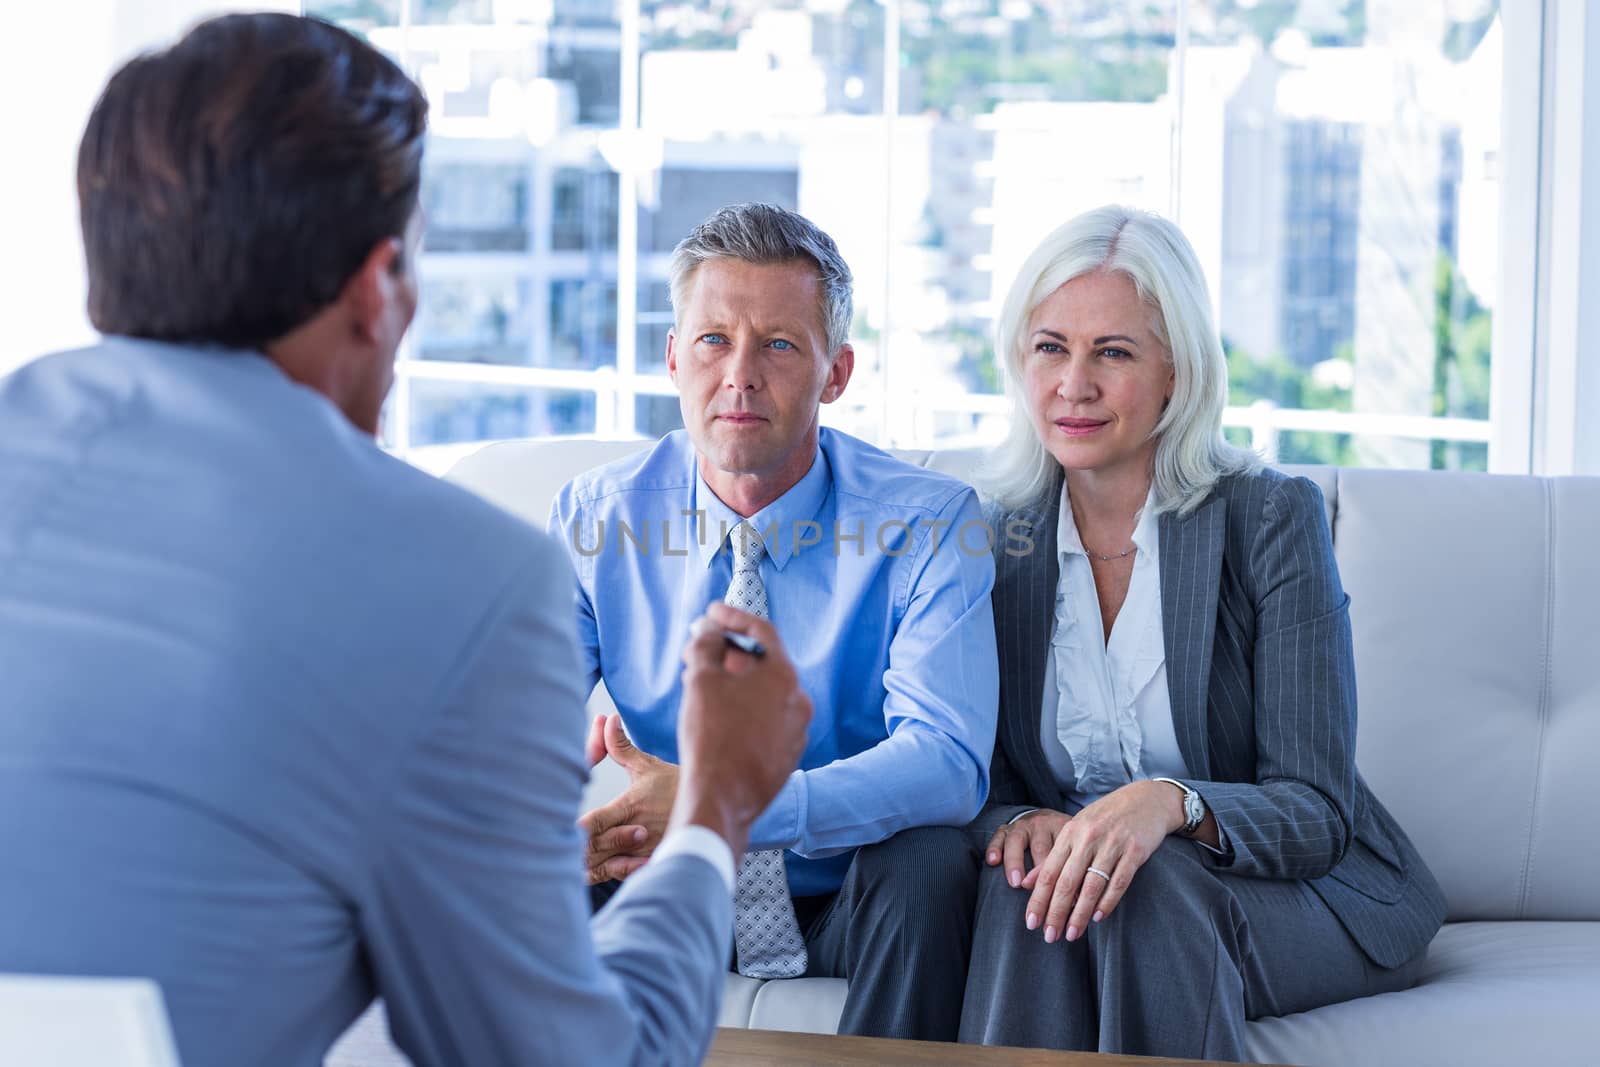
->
[667, 258, 851, 481]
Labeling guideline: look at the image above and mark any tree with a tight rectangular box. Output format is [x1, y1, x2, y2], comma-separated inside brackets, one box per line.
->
[951, 324, 1000, 395]
[1430, 253, 1493, 471]
[1224, 339, 1358, 466]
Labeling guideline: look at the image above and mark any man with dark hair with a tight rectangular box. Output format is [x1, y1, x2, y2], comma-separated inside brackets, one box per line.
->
[550, 203, 1000, 1039]
[0, 14, 812, 1067]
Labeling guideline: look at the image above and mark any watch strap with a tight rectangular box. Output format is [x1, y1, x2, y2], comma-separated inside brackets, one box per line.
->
[1152, 777, 1204, 836]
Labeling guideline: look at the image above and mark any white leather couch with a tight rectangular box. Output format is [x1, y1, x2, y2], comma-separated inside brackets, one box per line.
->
[331, 438, 1600, 1067]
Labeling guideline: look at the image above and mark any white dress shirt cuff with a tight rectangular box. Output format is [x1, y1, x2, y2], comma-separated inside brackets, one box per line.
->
[1191, 823, 1234, 858]
[651, 825, 736, 894]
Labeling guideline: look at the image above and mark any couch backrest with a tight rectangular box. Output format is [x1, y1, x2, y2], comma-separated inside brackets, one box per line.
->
[449, 439, 1600, 923]
[1307, 467, 1599, 922]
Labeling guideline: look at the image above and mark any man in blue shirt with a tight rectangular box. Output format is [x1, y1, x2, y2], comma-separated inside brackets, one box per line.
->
[549, 203, 1000, 1039]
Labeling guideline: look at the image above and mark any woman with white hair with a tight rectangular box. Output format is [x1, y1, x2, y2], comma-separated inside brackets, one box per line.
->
[956, 205, 1444, 1058]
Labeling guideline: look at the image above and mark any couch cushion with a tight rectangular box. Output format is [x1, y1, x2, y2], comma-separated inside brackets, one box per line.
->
[1330, 470, 1600, 921]
[326, 1003, 403, 1067]
[445, 437, 988, 533]
[1245, 921, 1600, 1067]
[911, 447, 985, 485]
[719, 974, 764, 1028]
[729, 923, 1600, 1066]
[747, 976, 848, 1033]
[1529, 478, 1600, 919]
[448, 437, 652, 530]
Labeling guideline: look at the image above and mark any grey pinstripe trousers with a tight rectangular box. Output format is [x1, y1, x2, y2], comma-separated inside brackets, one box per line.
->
[959, 833, 1424, 1060]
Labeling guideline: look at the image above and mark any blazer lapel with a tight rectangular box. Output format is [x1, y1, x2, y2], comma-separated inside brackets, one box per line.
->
[996, 487, 1066, 808]
[1159, 495, 1227, 780]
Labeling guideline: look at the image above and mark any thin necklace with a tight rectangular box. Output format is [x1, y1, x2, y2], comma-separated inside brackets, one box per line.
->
[1067, 480, 1144, 563]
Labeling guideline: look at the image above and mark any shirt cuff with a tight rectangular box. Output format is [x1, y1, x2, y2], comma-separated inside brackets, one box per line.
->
[651, 825, 736, 894]
[1191, 822, 1233, 859]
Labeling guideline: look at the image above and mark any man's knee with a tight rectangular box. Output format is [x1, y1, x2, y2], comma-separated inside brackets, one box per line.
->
[849, 826, 979, 904]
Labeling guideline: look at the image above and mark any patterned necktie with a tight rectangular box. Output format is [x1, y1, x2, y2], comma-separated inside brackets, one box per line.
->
[723, 520, 808, 979]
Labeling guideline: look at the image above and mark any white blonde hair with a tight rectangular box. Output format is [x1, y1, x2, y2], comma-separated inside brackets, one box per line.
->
[982, 204, 1259, 515]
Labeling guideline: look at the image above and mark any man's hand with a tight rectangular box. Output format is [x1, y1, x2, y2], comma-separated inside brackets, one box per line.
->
[669, 603, 812, 858]
[578, 714, 679, 885]
[582, 712, 608, 768]
[984, 809, 1071, 890]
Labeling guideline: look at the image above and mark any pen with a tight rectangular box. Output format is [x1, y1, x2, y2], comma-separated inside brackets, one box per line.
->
[722, 630, 767, 658]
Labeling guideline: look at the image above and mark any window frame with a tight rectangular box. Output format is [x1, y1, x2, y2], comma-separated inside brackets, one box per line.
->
[344, 0, 1547, 475]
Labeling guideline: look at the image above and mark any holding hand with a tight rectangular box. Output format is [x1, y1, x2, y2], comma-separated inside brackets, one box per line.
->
[578, 714, 677, 885]
[578, 604, 812, 884]
[670, 603, 812, 858]
[985, 809, 1071, 890]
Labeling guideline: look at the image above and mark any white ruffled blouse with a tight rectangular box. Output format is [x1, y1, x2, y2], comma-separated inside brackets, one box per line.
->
[1039, 481, 1193, 805]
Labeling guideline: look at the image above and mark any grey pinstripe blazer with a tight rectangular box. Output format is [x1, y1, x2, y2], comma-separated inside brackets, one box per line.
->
[986, 466, 1446, 969]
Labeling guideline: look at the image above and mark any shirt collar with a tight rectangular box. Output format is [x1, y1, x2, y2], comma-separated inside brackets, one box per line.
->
[691, 442, 832, 572]
[1057, 480, 1161, 566]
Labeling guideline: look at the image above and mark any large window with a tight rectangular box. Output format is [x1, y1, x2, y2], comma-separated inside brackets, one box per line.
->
[306, 0, 1513, 475]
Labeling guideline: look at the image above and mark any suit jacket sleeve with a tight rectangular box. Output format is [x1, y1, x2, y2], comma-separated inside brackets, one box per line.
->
[1188, 476, 1359, 881]
[974, 499, 1050, 826]
[358, 534, 733, 1067]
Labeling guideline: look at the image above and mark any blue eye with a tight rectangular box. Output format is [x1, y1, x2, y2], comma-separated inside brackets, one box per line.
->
[700, 333, 726, 345]
[1099, 347, 1131, 360]
[1034, 341, 1064, 355]
[769, 339, 795, 351]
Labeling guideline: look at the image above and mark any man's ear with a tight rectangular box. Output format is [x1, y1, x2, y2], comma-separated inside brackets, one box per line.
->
[820, 342, 855, 404]
[340, 236, 405, 343]
[665, 329, 679, 385]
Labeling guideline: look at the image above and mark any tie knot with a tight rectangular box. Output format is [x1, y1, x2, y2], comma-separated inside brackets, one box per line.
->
[729, 521, 766, 572]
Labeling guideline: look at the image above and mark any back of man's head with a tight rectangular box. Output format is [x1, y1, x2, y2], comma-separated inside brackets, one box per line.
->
[77, 13, 427, 351]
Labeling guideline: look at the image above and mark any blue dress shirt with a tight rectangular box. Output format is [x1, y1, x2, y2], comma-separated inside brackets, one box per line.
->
[549, 428, 999, 897]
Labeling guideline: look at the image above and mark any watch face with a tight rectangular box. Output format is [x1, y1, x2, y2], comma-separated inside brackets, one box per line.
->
[1185, 792, 1204, 826]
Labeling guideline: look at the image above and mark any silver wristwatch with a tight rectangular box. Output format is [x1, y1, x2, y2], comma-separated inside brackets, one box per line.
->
[1153, 777, 1205, 836]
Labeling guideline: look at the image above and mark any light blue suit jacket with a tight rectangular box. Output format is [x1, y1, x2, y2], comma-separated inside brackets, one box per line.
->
[0, 338, 732, 1067]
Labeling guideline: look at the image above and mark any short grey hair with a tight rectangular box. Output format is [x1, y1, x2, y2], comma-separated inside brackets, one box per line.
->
[668, 202, 854, 357]
[983, 204, 1260, 516]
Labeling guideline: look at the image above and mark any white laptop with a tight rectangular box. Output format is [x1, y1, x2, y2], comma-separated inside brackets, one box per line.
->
[0, 975, 181, 1067]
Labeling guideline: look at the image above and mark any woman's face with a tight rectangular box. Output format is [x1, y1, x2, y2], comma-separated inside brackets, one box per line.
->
[1022, 270, 1174, 483]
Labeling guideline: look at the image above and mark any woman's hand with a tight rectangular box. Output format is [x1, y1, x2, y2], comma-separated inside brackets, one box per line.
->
[985, 809, 1071, 889]
[1023, 780, 1184, 944]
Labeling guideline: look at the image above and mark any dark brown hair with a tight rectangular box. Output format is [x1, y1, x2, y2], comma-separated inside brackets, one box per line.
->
[77, 13, 427, 348]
